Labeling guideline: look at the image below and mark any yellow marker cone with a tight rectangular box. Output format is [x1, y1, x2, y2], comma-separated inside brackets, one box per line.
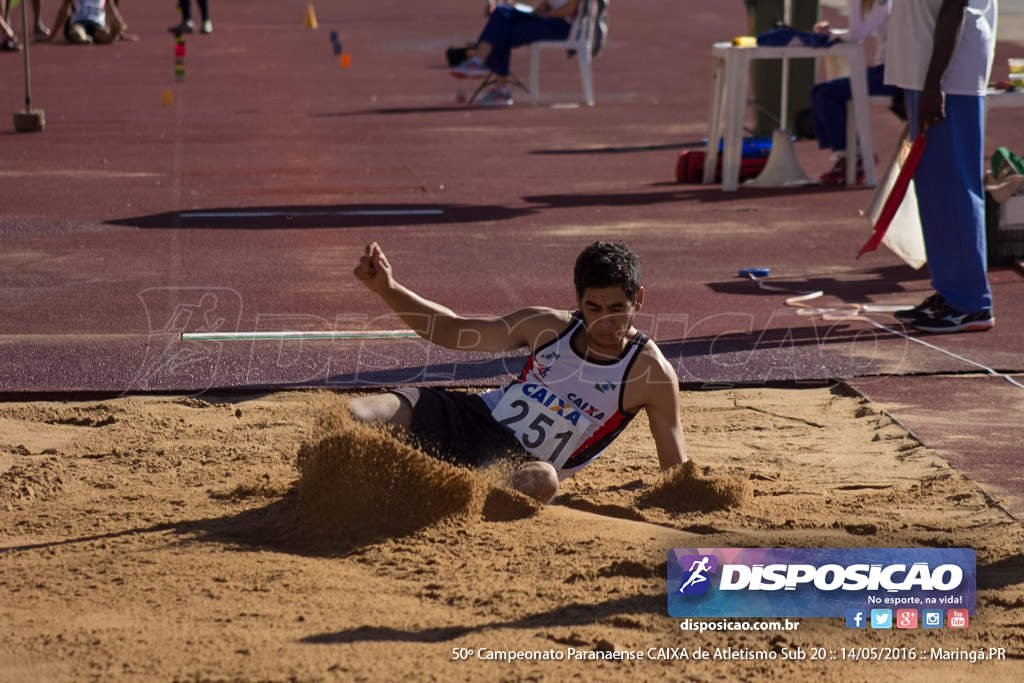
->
[304, 4, 318, 29]
[340, 53, 351, 68]
[162, 90, 174, 107]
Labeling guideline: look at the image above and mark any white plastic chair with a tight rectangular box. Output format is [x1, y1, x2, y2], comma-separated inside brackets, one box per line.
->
[529, 0, 598, 106]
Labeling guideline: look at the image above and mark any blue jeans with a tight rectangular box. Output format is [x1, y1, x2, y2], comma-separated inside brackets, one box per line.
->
[811, 64, 897, 152]
[479, 7, 570, 77]
[905, 89, 992, 314]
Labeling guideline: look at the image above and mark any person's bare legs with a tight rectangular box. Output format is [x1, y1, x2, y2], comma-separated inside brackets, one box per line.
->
[32, 0, 49, 36]
[510, 461, 559, 505]
[471, 40, 508, 87]
[0, 1, 11, 43]
[475, 39, 494, 62]
[348, 392, 413, 429]
[1, 14, 16, 44]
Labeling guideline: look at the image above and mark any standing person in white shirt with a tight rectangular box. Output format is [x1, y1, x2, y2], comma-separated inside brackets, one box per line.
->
[887, 0, 997, 333]
[811, 0, 898, 184]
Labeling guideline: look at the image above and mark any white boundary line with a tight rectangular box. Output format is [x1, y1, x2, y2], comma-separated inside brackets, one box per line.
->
[864, 319, 1024, 390]
[750, 276, 1023, 390]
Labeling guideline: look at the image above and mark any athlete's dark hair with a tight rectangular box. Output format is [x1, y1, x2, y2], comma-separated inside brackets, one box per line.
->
[573, 242, 642, 302]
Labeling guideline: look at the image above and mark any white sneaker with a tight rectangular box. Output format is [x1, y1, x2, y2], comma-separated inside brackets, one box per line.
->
[450, 57, 488, 79]
[201, 20, 213, 34]
[477, 88, 513, 107]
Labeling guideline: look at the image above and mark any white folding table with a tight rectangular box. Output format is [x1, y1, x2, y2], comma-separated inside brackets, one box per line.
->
[703, 40, 878, 191]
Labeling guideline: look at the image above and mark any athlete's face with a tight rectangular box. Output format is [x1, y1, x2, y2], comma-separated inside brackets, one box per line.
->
[577, 286, 644, 352]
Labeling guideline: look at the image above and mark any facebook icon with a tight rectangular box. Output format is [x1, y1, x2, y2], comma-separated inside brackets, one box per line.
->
[846, 609, 867, 629]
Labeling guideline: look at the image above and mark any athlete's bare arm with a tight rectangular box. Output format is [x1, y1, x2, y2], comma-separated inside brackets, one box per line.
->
[353, 242, 569, 353]
[623, 344, 688, 471]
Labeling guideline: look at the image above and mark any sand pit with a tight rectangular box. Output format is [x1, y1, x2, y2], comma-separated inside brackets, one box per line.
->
[1, 386, 1022, 681]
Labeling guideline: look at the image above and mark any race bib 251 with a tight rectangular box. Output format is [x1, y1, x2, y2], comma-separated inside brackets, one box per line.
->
[490, 382, 591, 469]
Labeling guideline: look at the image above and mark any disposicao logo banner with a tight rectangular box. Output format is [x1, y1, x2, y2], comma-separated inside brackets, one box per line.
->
[667, 548, 975, 618]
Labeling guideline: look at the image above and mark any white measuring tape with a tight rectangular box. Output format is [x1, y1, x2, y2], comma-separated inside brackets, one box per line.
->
[747, 273, 1023, 390]
[180, 330, 419, 341]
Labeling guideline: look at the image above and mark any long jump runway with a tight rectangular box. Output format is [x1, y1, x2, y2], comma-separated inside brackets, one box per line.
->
[2, 0, 1023, 517]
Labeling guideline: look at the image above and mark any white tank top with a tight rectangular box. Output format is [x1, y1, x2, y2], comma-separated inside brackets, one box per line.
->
[72, 0, 106, 25]
[481, 312, 648, 478]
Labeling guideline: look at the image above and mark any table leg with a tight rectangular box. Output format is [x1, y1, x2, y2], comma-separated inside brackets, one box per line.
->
[846, 47, 876, 187]
[704, 59, 725, 185]
[720, 51, 747, 192]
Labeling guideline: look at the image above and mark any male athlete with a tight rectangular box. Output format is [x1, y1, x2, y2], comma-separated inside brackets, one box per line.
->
[350, 241, 687, 504]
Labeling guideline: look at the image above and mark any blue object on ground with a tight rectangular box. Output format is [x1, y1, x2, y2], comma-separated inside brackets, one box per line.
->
[739, 268, 771, 278]
[700, 136, 773, 158]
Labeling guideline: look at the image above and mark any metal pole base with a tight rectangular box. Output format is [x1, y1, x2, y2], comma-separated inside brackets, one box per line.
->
[745, 128, 815, 188]
[13, 110, 45, 133]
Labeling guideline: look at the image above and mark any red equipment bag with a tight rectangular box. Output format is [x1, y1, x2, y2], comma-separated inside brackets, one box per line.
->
[675, 150, 768, 184]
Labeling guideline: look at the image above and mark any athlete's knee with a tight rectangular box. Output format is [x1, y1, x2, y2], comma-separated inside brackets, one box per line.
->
[510, 461, 559, 505]
[348, 392, 412, 428]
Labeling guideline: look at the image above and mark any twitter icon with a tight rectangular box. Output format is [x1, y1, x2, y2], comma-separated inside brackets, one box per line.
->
[871, 609, 892, 629]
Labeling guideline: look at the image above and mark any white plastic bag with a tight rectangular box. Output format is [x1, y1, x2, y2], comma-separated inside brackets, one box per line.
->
[860, 129, 927, 269]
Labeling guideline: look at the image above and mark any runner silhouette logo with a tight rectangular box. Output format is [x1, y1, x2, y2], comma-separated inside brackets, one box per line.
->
[677, 555, 718, 596]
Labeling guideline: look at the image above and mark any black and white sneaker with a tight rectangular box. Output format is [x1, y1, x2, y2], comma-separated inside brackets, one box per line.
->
[169, 19, 195, 35]
[911, 305, 994, 333]
[893, 293, 945, 323]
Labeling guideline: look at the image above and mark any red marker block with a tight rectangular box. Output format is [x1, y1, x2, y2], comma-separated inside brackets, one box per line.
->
[175, 42, 186, 58]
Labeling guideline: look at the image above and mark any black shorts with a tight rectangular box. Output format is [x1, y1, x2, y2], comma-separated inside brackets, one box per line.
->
[389, 387, 531, 469]
[65, 20, 104, 40]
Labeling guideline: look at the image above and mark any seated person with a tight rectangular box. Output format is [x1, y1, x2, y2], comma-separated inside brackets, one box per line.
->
[811, 0, 897, 184]
[43, 0, 125, 45]
[450, 0, 579, 107]
[349, 241, 688, 504]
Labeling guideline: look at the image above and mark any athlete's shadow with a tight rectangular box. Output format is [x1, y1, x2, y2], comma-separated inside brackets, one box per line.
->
[300, 592, 665, 645]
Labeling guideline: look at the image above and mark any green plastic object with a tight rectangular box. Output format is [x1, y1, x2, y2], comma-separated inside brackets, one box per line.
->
[992, 146, 1024, 178]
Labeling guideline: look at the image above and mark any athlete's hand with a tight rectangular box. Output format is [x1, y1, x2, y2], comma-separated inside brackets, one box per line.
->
[918, 83, 945, 134]
[353, 242, 395, 295]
